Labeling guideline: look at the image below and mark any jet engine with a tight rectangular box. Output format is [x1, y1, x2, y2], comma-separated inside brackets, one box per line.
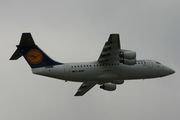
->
[119, 50, 136, 65]
[119, 50, 136, 59]
[120, 59, 136, 65]
[100, 83, 116, 91]
[111, 80, 124, 84]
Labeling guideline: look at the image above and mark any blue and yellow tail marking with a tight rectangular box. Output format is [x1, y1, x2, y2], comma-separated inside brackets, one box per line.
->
[10, 33, 62, 68]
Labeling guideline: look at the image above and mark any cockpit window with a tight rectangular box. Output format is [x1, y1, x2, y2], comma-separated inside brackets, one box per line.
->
[156, 61, 161, 64]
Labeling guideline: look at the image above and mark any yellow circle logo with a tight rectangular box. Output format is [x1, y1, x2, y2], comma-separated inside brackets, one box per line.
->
[27, 49, 43, 64]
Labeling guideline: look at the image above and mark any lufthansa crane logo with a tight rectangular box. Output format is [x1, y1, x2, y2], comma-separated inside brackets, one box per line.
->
[27, 49, 43, 64]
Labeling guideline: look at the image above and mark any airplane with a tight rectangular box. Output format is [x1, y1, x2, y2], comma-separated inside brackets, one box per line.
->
[10, 33, 175, 96]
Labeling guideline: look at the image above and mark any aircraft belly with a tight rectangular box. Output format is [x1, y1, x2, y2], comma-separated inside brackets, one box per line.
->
[95, 74, 117, 82]
[85, 67, 119, 82]
[97, 74, 117, 79]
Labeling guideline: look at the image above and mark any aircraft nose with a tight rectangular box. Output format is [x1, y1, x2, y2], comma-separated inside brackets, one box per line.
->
[163, 66, 175, 76]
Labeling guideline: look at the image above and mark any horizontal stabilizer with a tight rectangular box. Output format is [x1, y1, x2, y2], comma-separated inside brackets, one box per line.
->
[9, 49, 22, 60]
[10, 33, 35, 60]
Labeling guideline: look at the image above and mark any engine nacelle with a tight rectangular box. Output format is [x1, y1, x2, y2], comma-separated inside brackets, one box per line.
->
[100, 83, 116, 91]
[120, 59, 136, 65]
[111, 80, 124, 84]
[119, 50, 136, 60]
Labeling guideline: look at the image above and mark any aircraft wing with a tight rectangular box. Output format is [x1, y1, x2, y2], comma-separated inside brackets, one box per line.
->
[98, 34, 121, 62]
[74, 82, 96, 96]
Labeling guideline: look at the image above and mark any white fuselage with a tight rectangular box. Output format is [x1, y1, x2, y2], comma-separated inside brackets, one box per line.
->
[32, 59, 172, 84]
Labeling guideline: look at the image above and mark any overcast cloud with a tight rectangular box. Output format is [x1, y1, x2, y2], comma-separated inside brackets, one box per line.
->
[0, 0, 180, 120]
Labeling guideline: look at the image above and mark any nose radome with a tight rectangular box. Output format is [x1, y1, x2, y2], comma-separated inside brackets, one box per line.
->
[164, 66, 175, 76]
[169, 68, 175, 74]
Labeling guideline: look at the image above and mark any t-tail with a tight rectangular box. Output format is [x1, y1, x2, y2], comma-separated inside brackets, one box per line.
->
[10, 33, 62, 68]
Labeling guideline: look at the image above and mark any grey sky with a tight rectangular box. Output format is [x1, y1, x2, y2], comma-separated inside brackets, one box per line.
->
[1, 0, 180, 120]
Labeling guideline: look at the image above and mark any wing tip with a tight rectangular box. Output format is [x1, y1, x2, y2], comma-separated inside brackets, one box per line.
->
[74, 92, 83, 96]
